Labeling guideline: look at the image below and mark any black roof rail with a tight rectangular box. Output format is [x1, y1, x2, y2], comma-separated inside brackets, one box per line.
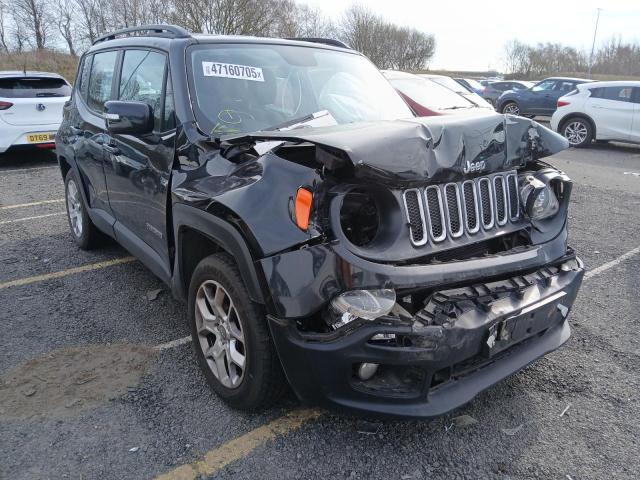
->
[93, 24, 191, 45]
[286, 37, 350, 49]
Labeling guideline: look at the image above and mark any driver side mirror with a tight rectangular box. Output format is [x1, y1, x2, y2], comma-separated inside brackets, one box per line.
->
[104, 101, 153, 135]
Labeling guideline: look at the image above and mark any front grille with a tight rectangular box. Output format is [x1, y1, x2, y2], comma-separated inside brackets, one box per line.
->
[402, 171, 520, 246]
[402, 189, 427, 246]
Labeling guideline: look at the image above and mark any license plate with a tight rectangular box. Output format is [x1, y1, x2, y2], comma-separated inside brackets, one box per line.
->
[26, 133, 55, 143]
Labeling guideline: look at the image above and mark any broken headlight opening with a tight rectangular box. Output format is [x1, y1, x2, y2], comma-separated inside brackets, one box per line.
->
[327, 289, 396, 329]
[520, 174, 559, 220]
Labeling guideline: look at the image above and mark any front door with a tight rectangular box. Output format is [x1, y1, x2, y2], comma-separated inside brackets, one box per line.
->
[522, 79, 556, 115]
[72, 50, 120, 218]
[102, 49, 176, 266]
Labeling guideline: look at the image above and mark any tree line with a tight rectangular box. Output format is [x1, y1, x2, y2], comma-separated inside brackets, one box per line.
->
[503, 38, 640, 78]
[0, 0, 436, 70]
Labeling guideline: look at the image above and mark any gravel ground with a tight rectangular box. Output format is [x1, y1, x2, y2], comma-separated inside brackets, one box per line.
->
[0, 143, 639, 480]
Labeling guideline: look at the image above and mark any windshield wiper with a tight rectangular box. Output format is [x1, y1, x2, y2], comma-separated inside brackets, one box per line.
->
[36, 92, 64, 97]
[441, 105, 473, 110]
[262, 110, 331, 131]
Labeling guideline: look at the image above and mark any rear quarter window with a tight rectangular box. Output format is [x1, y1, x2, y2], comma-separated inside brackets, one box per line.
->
[0, 77, 71, 98]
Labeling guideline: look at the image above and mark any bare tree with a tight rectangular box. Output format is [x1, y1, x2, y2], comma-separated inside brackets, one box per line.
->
[57, 0, 76, 55]
[294, 4, 336, 38]
[13, 0, 52, 49]
[0, 0, 9, 52]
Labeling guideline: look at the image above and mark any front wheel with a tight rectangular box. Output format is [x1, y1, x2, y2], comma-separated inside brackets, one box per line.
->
[501, 101, 520, 115]
[562, 117, 593, 148]
[188, 253, 287, 410]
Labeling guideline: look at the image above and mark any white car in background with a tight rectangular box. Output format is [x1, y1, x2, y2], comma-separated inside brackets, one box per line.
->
[550, 81, 640, 147]
[0, 71, 72, 154]
[417, 73, 493, 109]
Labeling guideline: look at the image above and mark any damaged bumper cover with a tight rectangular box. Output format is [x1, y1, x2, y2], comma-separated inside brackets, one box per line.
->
[266, 251, 584, 418]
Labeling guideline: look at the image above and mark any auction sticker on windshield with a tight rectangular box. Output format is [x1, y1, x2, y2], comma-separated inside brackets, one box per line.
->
[202, 62, 264, 82]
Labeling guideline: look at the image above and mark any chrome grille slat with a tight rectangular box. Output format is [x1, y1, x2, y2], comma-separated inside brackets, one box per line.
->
[444, 183, 464, 238]
[403, 171, 519, 247]
[402, 189, 428, 246]
[477, 178, 494, 229]
[424, 186, 447, 242]
[493, 175, 508, 226]
[462, 180, 480, 234]
[506, 173, 520, 221]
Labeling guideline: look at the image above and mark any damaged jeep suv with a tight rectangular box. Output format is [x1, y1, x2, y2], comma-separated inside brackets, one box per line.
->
[57, 25, 584, 417]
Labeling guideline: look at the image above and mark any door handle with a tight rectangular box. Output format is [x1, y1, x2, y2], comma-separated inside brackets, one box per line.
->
[103, 144, 120, 155]
[103, 139, 120, 155]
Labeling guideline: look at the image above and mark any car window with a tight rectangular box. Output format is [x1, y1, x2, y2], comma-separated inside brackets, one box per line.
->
[513, 83, 527, 90]
[601, 86, 633, 102]
[163, 74, 176, 131]
[119, 50, 166, 131]
[632, 88, 640, 104]
[78, 55, 93, 101]
[87, 50, 118, 112]
[188, 44, 412, 135]
[0, 76, 71, 98]
[531, 80, 556, 92]
[389, 77, 474, 111]
[554, 81, 575, 93]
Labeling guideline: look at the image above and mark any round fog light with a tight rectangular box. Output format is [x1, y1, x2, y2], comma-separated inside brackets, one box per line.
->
[357, 363, 379, 381]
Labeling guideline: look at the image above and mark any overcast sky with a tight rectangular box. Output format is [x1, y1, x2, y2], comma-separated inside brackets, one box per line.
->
[298, 0, 640, 71]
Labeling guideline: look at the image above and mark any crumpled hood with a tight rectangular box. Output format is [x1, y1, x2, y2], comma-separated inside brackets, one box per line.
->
[224, 112, 569, 186]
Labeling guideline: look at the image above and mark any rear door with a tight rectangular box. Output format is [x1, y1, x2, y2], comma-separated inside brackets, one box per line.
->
[586, 86, 634, 141]
[102, 48, 176, 270]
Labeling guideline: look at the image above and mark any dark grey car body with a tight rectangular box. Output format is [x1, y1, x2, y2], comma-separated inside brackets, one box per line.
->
[56, 27, 584, 418]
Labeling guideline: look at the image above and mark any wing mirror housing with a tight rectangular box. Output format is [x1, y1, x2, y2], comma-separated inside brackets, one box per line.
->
[104, 101, 153, 135]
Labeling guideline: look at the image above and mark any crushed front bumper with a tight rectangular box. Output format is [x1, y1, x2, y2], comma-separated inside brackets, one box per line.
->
[267, 257, 584, 418]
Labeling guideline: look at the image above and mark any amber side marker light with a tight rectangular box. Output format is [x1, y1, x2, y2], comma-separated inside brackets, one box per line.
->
[295, 187, 313, 231]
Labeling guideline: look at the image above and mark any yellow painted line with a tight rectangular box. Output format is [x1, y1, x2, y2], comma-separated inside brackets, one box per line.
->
[0, 256, 136, 290]
[0, 198, 64, 210]
[0, 212, 66, 225]
[155, 408, 323, 480]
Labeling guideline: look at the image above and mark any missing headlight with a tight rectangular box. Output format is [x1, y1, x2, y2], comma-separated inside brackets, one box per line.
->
[340, 189, 379, 246]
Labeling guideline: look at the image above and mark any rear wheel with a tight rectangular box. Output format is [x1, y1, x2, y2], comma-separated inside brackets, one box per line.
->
[64, 170, 102, 249]
[501, 101, 520, 115]
[562, 117, 593, 148]
[188, 253, 287, 410]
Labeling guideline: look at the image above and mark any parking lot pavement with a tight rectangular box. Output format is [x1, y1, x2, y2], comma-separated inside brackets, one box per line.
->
[1, 144, 639, 480]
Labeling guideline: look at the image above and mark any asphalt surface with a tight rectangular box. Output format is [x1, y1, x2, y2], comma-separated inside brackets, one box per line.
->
[1, 141, 639, 480]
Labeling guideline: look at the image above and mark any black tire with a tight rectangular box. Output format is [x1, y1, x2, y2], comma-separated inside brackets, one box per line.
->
[561, 117, 593, 148]
[501, 101, 520, 115]
[188, 253, 287, 410]
[64, 169, 102, 249]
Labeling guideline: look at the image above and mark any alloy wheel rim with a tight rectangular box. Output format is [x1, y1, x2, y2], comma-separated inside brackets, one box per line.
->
[66, 179, 83, 237]
[195, 280, 246, 389]
[564, 121, 588, 145]
[503, 103, 519, 115]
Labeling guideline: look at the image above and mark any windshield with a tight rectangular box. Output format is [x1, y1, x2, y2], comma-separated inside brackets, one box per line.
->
[188, 44, 413, 135]
[464, 78, 483, 90]
[389, 77, 473, 110]
[424, 76, 468, 94]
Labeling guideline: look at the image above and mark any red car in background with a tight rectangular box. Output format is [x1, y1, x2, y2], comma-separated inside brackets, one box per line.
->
[382, 70, 493, 117]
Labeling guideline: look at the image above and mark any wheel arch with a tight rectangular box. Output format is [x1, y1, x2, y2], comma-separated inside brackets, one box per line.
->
[558, 113, 597, 139]
[172, 203, 266, 305]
